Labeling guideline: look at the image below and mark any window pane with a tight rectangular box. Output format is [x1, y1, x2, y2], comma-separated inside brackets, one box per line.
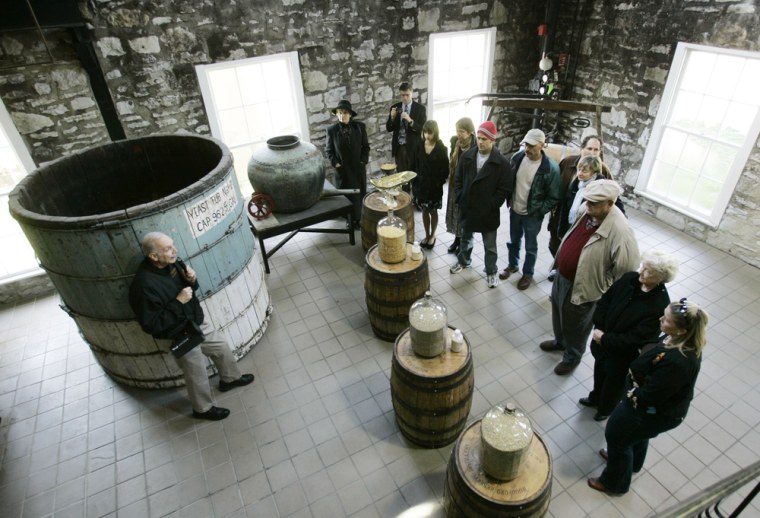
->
[692, 177, 721, 214]
[681, 51, 715, 94]
[705, 55, 743, 99]
[702, 142, 738, 183]
[243, 104, 273, 142]
[721, 102, 758, 145]
[696, 97, 728, 139]
[238, 64, 267, 105]
[648, 160, 676, 195]
[680, 135, 710, 174]
[670, 168, 698, 204]
[657, 128, 687, 165]
[263, 60, 290, 99]
[218, 108, 249, 146]
[208, 68, 242, 110]
[735, 59, 760, 106]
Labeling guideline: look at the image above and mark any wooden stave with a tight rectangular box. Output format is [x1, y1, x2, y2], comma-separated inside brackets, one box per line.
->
[364, 244, 429, 341]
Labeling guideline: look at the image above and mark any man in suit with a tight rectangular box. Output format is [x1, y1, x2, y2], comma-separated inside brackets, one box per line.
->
[386, 81, 427, 175]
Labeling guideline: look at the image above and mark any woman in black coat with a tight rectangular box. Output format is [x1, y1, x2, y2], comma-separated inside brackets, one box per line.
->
[325, 100, 370, 226]
[580, 249, 678, 421]
[588, 298, 708, 495]
[412, 120, 449, 248]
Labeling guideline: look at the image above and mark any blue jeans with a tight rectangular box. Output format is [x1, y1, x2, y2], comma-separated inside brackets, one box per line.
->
[507, 210, 543, 276]
[457, 226, 498, 275]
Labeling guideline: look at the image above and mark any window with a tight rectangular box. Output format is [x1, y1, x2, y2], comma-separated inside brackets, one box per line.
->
[429, 28, 496, 145]
[635, 43, 760, 227]
[0, 99, 38, 282]
[196, 52, 309, 196]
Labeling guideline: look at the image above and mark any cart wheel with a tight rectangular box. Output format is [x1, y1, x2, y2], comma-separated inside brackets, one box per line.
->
[248, 193, 274, 220]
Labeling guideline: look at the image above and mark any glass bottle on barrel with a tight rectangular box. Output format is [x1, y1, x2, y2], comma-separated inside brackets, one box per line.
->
[408, 291, 448, 357]
[376, 209, 407, 263]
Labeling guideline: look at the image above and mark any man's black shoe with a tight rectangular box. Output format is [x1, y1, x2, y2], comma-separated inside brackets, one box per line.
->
[193, 406, 230, 420]
[219, 374, 255, 392]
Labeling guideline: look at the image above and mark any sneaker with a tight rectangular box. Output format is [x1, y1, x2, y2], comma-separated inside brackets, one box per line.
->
[450, 262, 469, 274]
[498, 266, 519, 280]
[548, 269, 557, 282]
[486, 274, 499, 288]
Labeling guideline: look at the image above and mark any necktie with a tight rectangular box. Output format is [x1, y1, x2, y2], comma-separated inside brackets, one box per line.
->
[399, 104, 408, 145]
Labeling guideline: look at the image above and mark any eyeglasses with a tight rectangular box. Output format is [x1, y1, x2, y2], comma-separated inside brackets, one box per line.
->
[675, 297, 689, 316]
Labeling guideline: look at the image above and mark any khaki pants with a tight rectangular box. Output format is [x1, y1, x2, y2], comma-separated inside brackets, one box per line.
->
[175, 322, 241, 413]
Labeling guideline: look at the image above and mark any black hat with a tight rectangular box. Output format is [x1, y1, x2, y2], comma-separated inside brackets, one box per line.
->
[332, 100, 357, 117]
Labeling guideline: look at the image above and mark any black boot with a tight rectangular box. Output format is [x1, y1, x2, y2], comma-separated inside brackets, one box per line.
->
[447, 237, 460, 254]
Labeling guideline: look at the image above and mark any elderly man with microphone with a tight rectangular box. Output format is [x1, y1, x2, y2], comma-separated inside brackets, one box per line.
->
[129, 231, 253, 420]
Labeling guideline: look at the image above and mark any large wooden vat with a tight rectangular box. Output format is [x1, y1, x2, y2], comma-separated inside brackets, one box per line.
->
[9, 135, 272, 388]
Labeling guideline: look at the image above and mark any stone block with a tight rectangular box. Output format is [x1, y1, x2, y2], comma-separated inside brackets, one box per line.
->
[97, 37, 125, 57]
[11, 112, 54, 134]
[129, 36, 161, 54]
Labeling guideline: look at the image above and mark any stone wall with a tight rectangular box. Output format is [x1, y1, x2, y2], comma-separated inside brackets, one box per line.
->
[550, 0, 760, 267]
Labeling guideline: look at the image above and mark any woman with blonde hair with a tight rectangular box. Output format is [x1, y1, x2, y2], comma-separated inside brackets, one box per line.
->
[445, 117, 476, 254]
[588, 298, 708, 495]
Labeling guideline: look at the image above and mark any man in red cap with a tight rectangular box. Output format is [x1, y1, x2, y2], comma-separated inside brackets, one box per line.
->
[450, 121, 513, 288]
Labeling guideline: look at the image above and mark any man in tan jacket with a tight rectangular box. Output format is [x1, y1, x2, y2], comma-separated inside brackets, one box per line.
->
[540, 180, 640, 375]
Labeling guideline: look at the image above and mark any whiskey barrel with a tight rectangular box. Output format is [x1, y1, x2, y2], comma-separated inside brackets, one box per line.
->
[365, 243, 429, 341]
[361, 190, 414, 251]
[444, 420, 552, 517]
[391, 326, 474, 448]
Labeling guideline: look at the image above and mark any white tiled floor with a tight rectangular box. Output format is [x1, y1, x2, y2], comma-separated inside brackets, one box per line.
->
[1, 198, 759, 517]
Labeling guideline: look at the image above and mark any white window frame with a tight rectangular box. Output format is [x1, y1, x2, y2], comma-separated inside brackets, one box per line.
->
[428, 28, 497, 144]
[635, 42, 760, 228]
[196, 52, 309, 196]
[0, 99, 39, 282]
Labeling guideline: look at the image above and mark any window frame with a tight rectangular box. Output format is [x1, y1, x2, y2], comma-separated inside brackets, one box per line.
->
[0, 99, 39, 282]
[428, 28, 497, 144]
[196, 52, 309, 195]
[634, 42, 760, 228]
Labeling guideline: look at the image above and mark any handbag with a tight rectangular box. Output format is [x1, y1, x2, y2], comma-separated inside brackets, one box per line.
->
[170, 321, 205, 358]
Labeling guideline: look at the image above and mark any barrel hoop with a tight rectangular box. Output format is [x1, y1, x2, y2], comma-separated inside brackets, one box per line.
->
[391, 385, 474, 416]
[38, 210, 248, 281]
[394, 412, 469, 437]
[391, 356, 473, 385]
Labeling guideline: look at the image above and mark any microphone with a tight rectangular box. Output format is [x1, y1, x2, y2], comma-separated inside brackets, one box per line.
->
[176, 258, 188, 273]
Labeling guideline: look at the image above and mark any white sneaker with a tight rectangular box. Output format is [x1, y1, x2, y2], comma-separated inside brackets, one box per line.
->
[486, 274, 499, 288]
[450, 262, 469, 274]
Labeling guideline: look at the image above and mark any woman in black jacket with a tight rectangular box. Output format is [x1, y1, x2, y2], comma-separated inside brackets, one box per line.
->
[580, 250, 679, 420]
[445, 117, 476, 254]
[588, 298, 708, 495]
[412, 120, 449, 249]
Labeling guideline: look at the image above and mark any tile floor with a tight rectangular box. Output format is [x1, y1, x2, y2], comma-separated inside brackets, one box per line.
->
[1, 198, 759, 518]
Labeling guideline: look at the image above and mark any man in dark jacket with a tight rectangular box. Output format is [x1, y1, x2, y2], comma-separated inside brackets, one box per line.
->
[500, 129, 561, 290]
[386, 81, 427, 174]
[326, 100, 370, 226]
[129, 232, 254, 420]
[450, 121, 513, 288]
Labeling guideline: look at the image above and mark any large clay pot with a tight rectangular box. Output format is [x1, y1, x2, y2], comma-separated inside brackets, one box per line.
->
[247, 135, 326, 213]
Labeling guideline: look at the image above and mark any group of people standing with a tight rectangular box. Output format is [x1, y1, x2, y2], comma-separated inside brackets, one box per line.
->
[128, 81, 710, 498]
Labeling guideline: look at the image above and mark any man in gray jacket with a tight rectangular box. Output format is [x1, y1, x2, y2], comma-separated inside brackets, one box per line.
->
[540, 180, 640, 375]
